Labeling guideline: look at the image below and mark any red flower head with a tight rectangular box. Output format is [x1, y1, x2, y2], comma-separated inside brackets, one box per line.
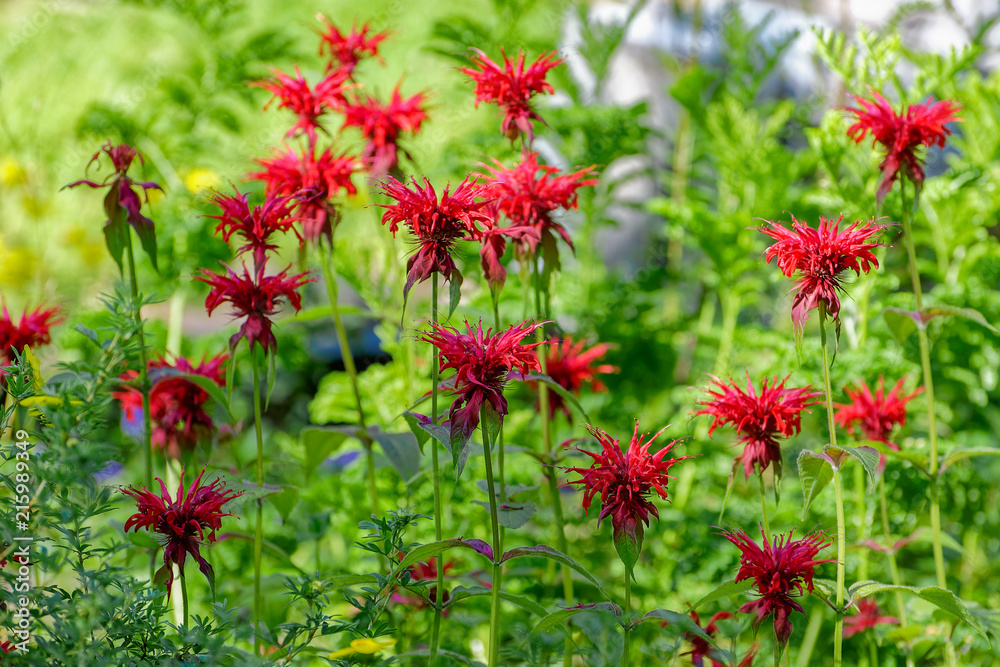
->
[695, 375, 822, 481]
[844, 92, 961, 202]
[249, 144, 361, 245]
[759, 214, 887, 336]
[481, 152, 596, 270]
[254, 67, 352, 143]
[538, 336, 617, 419]
[378, 175, 495, 299]
[341, 86, 428, 175]
[207, 189, 301, 270]
[843, 599, 899, 639]
[721, 527, 833, 646]
[461, 48, 563, 142]
[64, 141, 163, 272]
[316, 17, 388, 75]
[122, 467, 242, 594]
[564, 420, 690, 573]
[196, 260, 314, 355]
[684, 610, 735, 667]
[391, 555, 456, 609]
[835, 377, 922, 473]
[420, 320, 542, 450]
[0, 304, 63, 364]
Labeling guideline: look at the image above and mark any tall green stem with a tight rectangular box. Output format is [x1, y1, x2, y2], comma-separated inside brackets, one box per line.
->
[621, 572, 631, 667]
[758, 472, 770, 536]
[428, 275, 444, 667]
[251, 345, 264, 655]
[481, 405, 502, 667]
[180, 562, 189, 628]
[320, 243, 377, 513]
[124, 231, 153, 490]
[819, 305, 845, 667]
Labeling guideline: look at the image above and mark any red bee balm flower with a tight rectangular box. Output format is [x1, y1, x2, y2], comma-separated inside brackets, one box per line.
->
[122, 467, 242, 594]
[835, 377, 922, 473]
[420, 320, 541, 451]
[197, 260, 314, 354]
[0, 304, 62, 364]
[254, 67, 351, 143]
[207, 189, 301, 270]
[695, 375, 822, 480]
[564, 421, 689, 573]
[845, 92, 961, 202]
[461, 48, 563, 142]
[721, 527, 833, 646]
[843, 599, 899, 638]
[378, 175, 494, 298]
[538, 336, 617, 419]
[249, 144, 361, 245]
[759, 214, 887, 335]
[64, 141, 162, 272]
[684, 610, 734, 667]
[341, 86, 428, 175]
[316, 17, 388, 74]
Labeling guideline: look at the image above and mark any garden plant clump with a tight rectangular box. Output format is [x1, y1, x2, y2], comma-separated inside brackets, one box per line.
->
[2, 1, 1000, 665]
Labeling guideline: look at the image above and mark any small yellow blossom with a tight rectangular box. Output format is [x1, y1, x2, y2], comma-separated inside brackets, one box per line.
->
[327, 636, 397, 659]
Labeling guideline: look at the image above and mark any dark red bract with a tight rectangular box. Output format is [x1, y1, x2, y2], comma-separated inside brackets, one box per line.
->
[207, 189, 301, 270]
[695, 375, 821, 480]
[759, 215, 887, 335]
[538, 336, 616, 419]
[342, 86, 427, 175]
[721, 527, 833, 646]
[843, 599, 899, 639]
[122, 467, 242, 593]
[844, 92, 961, 202]
[0, 304, 62, 365]
[316, 17, 388, 75]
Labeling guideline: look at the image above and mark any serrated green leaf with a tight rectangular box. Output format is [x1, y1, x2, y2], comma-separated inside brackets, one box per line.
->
[529, 602, 621, 636]
[472, 500, 536, 529]
[325, 573, 379, 592]
[848, 580, 988, 639]
[396, 539, 495, 574]
[798, 449, 834, 518]
[448, 585, 549, 617]
[402, 411, 430, 451]
[823, 443, 879, 488]
[368, 426, 421, 481]
[500, 545, 611, 600]
[689, 579, 753, 612]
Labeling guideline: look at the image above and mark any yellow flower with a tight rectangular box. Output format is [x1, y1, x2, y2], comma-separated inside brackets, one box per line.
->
[0, 156, 26, 186]
[182, 167, 220, 194]
[327, 636, 397, 659]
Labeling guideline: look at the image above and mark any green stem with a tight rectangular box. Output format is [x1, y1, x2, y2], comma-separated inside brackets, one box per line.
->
[481, 405, 502, 667]
[758, 472, 770, 536]
[124, 230, 153, 490]
[868, 634, 878, 667]
[251, 345, 264, 656]
[621, 572, 631, 667]
[180, 562, 189, 628]
[819, 305, 845, 667]
[794, 604, 825, 667]
[855, 464, 869, 581]
[774, 620, 782, 667]
[429, 275, 444, 667]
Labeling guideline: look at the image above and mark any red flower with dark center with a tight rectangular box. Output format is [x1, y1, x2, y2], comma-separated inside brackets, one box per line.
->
[721, 527, 833, 646]
[122, 467, 242, 594]
[64, 141, 162, 271]
[844, 92, 961, 202]
[316, 17, 388, 75]
[684, 610, 734, 667]
[254, 67, 352, 143]
[759, 214, 887, 335]
[0, 304, 62, 364]
[481, 153, 596, 269]
[378, 175, 495, 298]
[196, 260, 314, 354]
[249, 144, 361, 245]
[835, 377, 922, 473]
[341, 86, 428, 175]
[537, 336, 617, 419]
[695, 375, 821, 481]
[461, 48, 563, 142]
[843, 599, 899, 639]
[420, 319, 541, 447]
[207, 189, 301, 270]
[564, 420, 689, 571]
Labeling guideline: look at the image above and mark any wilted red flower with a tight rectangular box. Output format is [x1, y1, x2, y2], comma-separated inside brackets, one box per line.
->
[721, 527, 833, 646]
[461, 48, 563, 142]
[254, 67, 352, 143]
[341, 86, 428, 175]
[759, 214, 887, 335]
[835, 377, 922, 473]
[316, 17, 388, 74]
[64, 141, 162, 272]
[0, 304, 62, 364]
[564, 420, 689, 571]
[420, 319, 541, 447]
[538, 336, 616, 419]
[844, 92, 961, 202]
[249, 144, 361, 245]
[695, 375, 822, 480]
[843, 599, 899, 638]
[682, 610, 734, 667]
[207, 189, 301, 270]
[123, 467, 241, 593]
[197, 260, 314, 354]
[378, 175, 494, 298]
[481, 153, 596, 270]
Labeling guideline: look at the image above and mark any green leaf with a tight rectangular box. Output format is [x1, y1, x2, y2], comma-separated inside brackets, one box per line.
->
[797, 449, 834, 519]
[324, 573, 379, 592]
[823, 443, 880, 488]
[472, 500, 536, 529]
[939, 446, 1000, 474]
[865, 440, 928, 470]
[480, 401, 501, 452]
[688, 579, 754, 612]
[368, 426, 421, 482]
[448, 268, 463, 321]
[519, 373, 592, 423]
[529, 602, 621, 636]
[394, 649, 485, 667]
[167, 372, 234, 421]
[613, 520, 642, 580]
[103, 213, 128, 275]
[301, 426, 356, 483]
[634, 610, 715, 645]
[921, 305, 998, 335]
[268, 485, 299, 523]
[396, 539, 495, 574]
[883, 307, 919, 343]
[448, 585, 549, 617]
[500, 545, 611, 600]
[848, 580, 988, 639]
[133, 217, 159, 272]
[265, 348, 276, 410]
[402, 411, 430, 452]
